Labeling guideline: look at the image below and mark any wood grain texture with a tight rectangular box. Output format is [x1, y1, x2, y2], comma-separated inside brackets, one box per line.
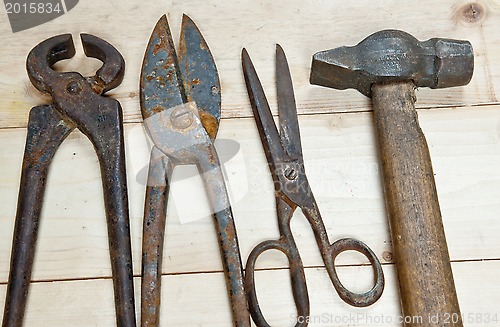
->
[0, 0, 499, 128]
[1, 106, 499, 279]
[1, 0, 499, 325]
[372, 82, 461, 326]
[0, 261, 499, 326]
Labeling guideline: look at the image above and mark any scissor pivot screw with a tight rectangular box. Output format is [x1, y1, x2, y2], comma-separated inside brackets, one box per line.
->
[284, 167, 298, 180]
[66, 81, 82, 94]
[170, 106, 194, 129]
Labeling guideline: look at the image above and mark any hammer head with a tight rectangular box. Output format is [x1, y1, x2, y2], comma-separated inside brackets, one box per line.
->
[310, 30, 474, 97]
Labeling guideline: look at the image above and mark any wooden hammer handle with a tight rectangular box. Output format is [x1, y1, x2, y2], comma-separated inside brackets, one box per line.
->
[371, 82, 463, 327]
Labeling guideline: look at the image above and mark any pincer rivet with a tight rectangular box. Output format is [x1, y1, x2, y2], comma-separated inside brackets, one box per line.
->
[66, 81, 82, 94]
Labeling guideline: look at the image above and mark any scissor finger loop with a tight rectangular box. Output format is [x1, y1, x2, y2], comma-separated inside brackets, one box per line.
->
[245, 238, 309, 327]
[328, 238, 385, 307]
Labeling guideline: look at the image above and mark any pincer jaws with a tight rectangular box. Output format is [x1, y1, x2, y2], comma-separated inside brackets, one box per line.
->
[26, 33, 125, 95]
[81, 34, 125, 92]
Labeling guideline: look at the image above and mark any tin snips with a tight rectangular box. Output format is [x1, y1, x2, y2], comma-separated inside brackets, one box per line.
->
[140, 15, 250, 326]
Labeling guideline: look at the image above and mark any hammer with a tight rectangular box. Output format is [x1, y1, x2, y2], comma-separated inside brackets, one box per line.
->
[310, 30, 473, 326]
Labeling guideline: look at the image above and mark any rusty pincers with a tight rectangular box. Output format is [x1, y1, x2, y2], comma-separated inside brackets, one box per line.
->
[2, 34, 136, 327]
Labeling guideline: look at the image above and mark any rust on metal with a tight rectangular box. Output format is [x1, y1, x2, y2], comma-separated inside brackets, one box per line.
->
[310, 29, 473, 97]
[140, 15, 249, 326]
[2, 34, 136, 327]
[199, 110, 218, 140]
[242, 45, 385, 327]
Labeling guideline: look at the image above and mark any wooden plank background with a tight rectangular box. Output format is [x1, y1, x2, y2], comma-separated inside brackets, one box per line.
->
[1, 0, 499, 325]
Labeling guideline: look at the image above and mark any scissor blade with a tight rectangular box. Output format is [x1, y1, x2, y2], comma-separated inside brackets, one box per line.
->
[178, 14, 221, 141]
[242, 48, 285, 172]
[276, 44, 303, 161]
[140, 15, 187, 120]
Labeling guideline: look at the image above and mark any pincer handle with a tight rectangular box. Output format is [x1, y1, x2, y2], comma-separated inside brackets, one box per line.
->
[87, 98, 136, 327]
[2, 105, 73, 327]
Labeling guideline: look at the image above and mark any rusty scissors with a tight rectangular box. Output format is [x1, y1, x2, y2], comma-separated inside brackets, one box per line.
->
[242, 45, 385, 326]
[3, 34, 136, 326]
[140, 15, 250, 326]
